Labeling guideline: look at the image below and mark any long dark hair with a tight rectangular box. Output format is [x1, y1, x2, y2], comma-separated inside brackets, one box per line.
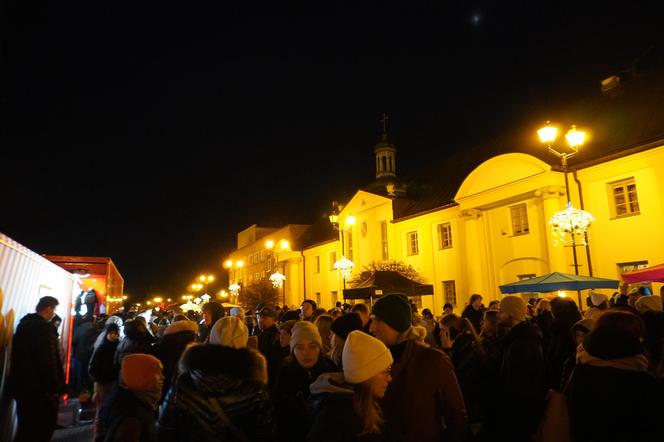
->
[352, 379, 384, 435]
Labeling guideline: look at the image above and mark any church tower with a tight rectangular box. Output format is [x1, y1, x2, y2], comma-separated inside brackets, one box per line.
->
[375, 113, 397, 179]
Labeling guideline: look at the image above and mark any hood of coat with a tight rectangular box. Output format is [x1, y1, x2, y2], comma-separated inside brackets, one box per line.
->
[180, 344, 268, 395]
[123, 319, 150, 340]
[394, 325, 428, 346]
[309, 372, 354, 395]
[163, 319, 199, 336]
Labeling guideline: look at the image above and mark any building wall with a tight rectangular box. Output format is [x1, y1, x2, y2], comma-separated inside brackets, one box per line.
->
[302, 240, 343, 309]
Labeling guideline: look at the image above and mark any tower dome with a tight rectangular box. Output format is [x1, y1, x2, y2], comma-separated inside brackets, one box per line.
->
[375, 113, 397, 179]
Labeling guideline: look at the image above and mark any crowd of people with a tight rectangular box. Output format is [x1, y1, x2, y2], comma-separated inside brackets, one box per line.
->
[6, 286, 664, 441]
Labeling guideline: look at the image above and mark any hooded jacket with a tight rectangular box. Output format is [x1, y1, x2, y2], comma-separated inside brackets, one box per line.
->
[8, 313, 65, 397]
[153, 320, 198, 401]
[89, 335, 120, 385]
[307, 373, 388, 442]
[114, 320, 156, 373]
[158, 344, 275, 442]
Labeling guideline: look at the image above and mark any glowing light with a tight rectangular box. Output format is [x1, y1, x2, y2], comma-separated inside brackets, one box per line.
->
[235, 261, 244, 268]
[219, 290, 229, 298]
[557, 290, 567, 297]
[265, 240, 275, 249]
[153, 297, 163, 303]
[167, 298, 172, 302]
[269, 271, 286, 288]
[549, 202, 595, 246]
[333, 256, 355, 279]
[538, 124, 558, 144]
[201, 293, 211, 302]
[565, 125, 585, 148]
[279, 240, 289, 250]
[345, 215, 356, 226]
[224, 259, 233, 268]
[229, 283, 241, 295]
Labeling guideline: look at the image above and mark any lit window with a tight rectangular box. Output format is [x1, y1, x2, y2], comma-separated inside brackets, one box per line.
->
[380, 221, 389, 260]
[610, 178, 640, 217]
[510, 203, 529, 235]
[331, 291, 338, 305]
[314, 256, 320, 274]
[407, 231, 419, 256]
[442, 280, 457, 307]
[437, 222, 453, 249]
[329, 251, 337, 271]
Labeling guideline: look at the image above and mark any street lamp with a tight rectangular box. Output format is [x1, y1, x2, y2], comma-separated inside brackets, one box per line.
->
[266, 239, 289, 305]
[329, 203, 356, 290]
[539, 122, 595, 301]
[198, 274, 215, 296]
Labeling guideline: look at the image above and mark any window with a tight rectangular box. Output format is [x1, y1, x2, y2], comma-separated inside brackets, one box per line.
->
[331, 291, 338, 306]
[315, 292, 321, 306]
[314, 256, 320, 274]
[442, 280, 457, 307]
[346, 231, 353, 261]
[380, 221, 389, 260]
[610, 178, 640, 217]
[329, 251, 337, 271]
[407, 231, 419, 256]
[510, 203, 530, 235]
[437, 222, 453, 249]
[518, 274, 536, 280]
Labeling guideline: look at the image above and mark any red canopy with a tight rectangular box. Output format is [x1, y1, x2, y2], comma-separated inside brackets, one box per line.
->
[621, 263, 664, 283]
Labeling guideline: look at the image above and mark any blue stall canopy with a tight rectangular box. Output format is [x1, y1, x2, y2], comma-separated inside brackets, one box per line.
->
[499, 272, 619, 294]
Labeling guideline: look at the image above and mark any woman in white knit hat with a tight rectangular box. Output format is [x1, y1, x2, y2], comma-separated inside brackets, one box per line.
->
[307, 330, 393, 441]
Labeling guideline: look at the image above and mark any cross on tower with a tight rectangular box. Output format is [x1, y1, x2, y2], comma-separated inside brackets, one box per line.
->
[379, 113, 389, 135]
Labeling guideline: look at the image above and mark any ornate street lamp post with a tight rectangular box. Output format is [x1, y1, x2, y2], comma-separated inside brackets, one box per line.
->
[329, 204, 356, 290]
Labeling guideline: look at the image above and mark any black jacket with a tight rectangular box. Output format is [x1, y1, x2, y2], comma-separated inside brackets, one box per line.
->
[273, 355, 337, 442]
[8, 313, 65, 398]
[153, 320, 198, 402]
[101, 384, 158, 442]
[461, 305, 483, 333]
[158, 345, 276, 442]
[89, 338, 120, 384]
[114, 320, 155, 373]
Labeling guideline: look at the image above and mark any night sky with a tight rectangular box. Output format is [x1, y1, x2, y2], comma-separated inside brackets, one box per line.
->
[2, 2, 661, 301]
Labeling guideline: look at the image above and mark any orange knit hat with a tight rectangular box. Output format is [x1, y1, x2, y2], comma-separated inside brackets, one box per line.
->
[121, 353, 163, 391]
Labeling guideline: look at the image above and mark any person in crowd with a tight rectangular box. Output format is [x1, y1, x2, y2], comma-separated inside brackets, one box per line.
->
[88, 322, 121, 442]
[8, 296, 66, 442]
[584, 291, 609, 320]
[229, 306, 245, 318]
[209, 315, 249, 348]
[311, 307, 327, 323]
[199, 301, 225, 342]
[72, 314, 100, 395]
[544, 297, 581, 391]
[419, 308, 438, 347]
[156, 317, 170, 338]
[635, 294, 663, 315]
[329, 312, 363, 369]
[273, 321, 337, 441]
[559, 318, 594, 389]
[101, 353, 163, 442]
[329, 308, 342, 319]
[255, 305, 281, 383]
[300, 299, 317, 321]
[280, 308, 301, 322]
[534, 298, 554, 353]
[486, 300, 499, 312]
[485, 295, 545, 441]
[307, 330, 394, 442]
[273, 319, 298, 378]
[567, 310, 663, 442]
[438, 312, 463, 351]
[351, 302, 372, 333]
[635, 295, 664, 379]
[314, 314, 334, 354]
[158, 325, 275, 441]
[461, 294, 484, 333]
[443, 302, 455, 315]
[370, 293, 467, 442]
[153, 317, 198, 403]
[51, 314, 63, 337]
[115, 318, 156, 374]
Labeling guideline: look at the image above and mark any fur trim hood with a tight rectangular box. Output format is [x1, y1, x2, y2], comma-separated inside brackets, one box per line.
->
[163, 319, 199, 336]
[179, 344, 268, 392]
[395, 325, 428, 345]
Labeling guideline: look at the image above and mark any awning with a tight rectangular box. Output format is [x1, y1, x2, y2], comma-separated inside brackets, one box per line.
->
[621, 263, 664, 283]
[499, 272, 619, 294]
[343, 270, 433, 300]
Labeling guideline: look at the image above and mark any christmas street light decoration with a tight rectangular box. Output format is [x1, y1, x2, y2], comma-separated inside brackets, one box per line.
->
[549, 201, 595, 247]
[333, 256, 355, 280]
[269, 271, 286, 288]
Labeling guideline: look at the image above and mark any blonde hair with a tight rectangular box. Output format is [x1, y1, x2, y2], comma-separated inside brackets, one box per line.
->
[353, 379, 384, 435]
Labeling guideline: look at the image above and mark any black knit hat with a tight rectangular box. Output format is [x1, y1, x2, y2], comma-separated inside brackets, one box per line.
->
[330, 313, 363, 340]
[371, 293, 412, 333]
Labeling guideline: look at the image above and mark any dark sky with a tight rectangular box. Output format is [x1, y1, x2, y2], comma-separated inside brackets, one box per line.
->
[2, 1, 662, 300]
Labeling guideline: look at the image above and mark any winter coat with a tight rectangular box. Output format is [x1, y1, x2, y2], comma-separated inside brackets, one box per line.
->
[307, 373, 388, 442]
[544, 317, 579, 390]
[461, 305, 483, 333]
[158, 344, 276, 442]
[7, 313, 66, 398]
[115, 320, 156, 374]
[567, 349, 663, 442]
[381, 327, 467, 442]
[153, 320, 198, 401]
[449, 332, 490, 424]
[488, 320, 545, 441]
[101, 384, 158, 442]
[257, 324, 281, 384]
[273, 355, 337, 442]
[89, 337, 120, 385]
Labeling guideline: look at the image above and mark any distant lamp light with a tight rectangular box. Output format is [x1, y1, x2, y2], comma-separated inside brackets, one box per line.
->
[279, 240, 289, 250]
[328, 213, 339, 225]
[537, 124, 558, 144]
[235, 261, 244, 268]
[565, 125, 586, 148]
[229, 283, 241, 295]
[219, 290, 229, 298]
[558, 290, 567, 297]
[265, 240, 275, 249]
[153, 297, 163, 303]
[224, 259, 233, 268]
[333, 256, 355, 279]
[549, 202, 595, 246]
[200, 294, 211, 302]
[269, 271, 286, 288]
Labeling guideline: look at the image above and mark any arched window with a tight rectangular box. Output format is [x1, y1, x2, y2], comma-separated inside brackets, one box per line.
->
[389, 156, 393, 172]
[377, 157, 380, 172]
[382, 156, 387, 172]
